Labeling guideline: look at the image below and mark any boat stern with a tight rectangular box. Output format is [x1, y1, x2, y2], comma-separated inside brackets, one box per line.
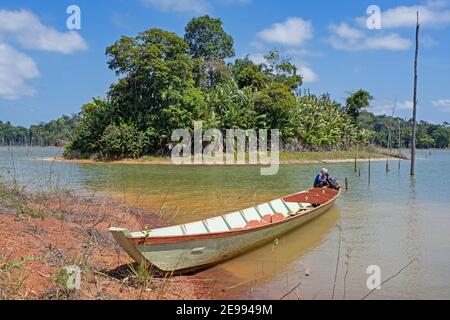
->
[109, 227, 148, 265]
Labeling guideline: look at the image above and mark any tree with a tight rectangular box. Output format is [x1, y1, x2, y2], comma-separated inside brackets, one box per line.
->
[264, 50, 302, 91]
[411, 12, 420, 176]
[229, 56, 270, 91]
[184, 15, 234, 60]
[106, 29, 195, 122]
[253, 83, 297, 138]
[345, 89, 374, 122]
[64, 98, 114, 158]
[105, 28, 207, 153]
[184, 16, 235, 90]
[289, 94, 364, 150]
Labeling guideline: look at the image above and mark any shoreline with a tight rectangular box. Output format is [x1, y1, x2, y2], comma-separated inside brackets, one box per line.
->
[50, 154, 408, 166]
[0, 185, 214, 300]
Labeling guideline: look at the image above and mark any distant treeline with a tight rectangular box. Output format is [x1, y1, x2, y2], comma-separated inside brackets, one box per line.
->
[2, 111, 447, 150]
[360, 112, 450, 149]
[0, 115, 79, 147]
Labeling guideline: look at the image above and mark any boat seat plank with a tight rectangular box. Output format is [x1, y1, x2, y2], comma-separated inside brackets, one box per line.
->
[257, 203, 275, 216]
[270, 199, 290, 217]
[223, 212, 247, 229]
[242, 208, 261, 222]
[283, 200, 301, 213]
[183, 221, 208, 235]
[205, 217, 230, 233]
[143, 225, 184, 237]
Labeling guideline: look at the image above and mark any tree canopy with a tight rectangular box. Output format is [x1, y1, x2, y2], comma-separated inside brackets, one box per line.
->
[184, 15, 235, 60]
[59, 16, 448, 160]
[345, 89, 374, 122]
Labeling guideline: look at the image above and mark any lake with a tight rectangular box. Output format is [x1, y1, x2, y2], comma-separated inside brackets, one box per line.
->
[0, 146, 449, 300]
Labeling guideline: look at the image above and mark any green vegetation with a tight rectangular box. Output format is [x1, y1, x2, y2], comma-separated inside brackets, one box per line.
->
[359, 112, 450, 149]
[2, 16, 448, 157]
[63, 16, 370, 160]
[0, 115, 79, 146]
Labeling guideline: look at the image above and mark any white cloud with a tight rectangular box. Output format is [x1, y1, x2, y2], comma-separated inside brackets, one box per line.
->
[370, 100, 413, 115]
[258, 17, 313, 46]
[247, 53, 266, 65]
[432, 99, 450, 111]
[297, 64, 318, 83]
[0, 43, 39, 100]
[357, 1, 450, 29]
[286, 48, 322, 57]
[0, 9, 87, 54]
[329, 23, 411, 51]
[364, 33, 412, 50]
[140, 0, 210, 14]
[331, 23, 364, 40]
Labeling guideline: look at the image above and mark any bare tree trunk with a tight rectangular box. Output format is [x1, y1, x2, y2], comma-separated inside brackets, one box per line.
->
[411, 12, 420, 176]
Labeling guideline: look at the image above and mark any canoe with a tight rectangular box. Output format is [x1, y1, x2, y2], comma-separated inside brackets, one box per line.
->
[110, 187, 341, 274]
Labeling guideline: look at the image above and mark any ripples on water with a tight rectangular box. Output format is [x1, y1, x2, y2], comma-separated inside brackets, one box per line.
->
[1, 147, 449, 299]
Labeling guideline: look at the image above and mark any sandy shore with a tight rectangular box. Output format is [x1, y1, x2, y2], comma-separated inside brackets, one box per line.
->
[49, 156, 406, 166]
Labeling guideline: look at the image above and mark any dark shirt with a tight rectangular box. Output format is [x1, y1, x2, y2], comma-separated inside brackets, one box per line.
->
[314, 173, 329, 187]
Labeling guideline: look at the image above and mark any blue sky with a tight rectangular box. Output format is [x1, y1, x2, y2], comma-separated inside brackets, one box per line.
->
[0, 0, 449, 126]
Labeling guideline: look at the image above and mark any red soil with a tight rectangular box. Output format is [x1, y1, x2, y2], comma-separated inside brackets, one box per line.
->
[0, 192, 215, 300]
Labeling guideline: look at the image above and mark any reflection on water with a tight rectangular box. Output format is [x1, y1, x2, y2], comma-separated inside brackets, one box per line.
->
[1, 147, 449, 299]
[202, 206, 341, 299]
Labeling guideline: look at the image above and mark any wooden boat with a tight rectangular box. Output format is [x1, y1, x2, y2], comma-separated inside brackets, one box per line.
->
[110, 187, 341, 274]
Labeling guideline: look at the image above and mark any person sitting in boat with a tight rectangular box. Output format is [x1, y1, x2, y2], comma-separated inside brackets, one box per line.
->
[314, 168, 331, 188]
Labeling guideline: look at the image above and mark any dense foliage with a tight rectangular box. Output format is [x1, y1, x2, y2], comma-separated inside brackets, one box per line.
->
[0, 115, 79, 146]
[62, 16, 375, 159]
[359, 112, 450, 149]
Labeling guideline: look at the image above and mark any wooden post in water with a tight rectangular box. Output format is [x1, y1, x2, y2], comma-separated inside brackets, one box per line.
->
[345, 177, 349, 191]
[410, 12, 420, 176]
[354, 154, 357, 173]
[368, 156, 371, 185]
[386, 156, 390, 172]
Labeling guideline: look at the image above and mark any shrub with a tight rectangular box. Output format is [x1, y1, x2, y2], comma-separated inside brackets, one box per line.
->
[99, 123, 148, 160]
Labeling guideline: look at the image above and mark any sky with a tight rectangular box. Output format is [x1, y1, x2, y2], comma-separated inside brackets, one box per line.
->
[0, 0, 449, 126]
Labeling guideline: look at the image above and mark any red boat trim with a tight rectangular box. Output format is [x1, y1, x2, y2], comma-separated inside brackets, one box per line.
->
[130, 188, 341, 246]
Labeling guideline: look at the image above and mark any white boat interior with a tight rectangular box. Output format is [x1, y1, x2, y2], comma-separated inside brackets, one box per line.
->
[130, 197, 314, 238]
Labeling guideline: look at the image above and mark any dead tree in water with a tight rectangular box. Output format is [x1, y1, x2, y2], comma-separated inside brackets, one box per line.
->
[411, 12, 420, 176]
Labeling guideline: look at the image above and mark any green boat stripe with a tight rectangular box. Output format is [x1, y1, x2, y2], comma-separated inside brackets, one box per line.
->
[180, 225, 187, 235]
[254, 206, 263, 218]
[239, 211, 248, 223]
[201, 220, 211, 233]
[267, 203, 277, 214]
[221, 216, 232, 230]
[280, 199, 293, 213]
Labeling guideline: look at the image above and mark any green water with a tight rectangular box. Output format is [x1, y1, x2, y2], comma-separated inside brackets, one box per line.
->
[1, 147, 449, 299]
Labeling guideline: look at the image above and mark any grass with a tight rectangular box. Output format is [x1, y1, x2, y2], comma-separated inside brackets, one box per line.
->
[0, 253, 38, 300]
[0, 181, 55, 219]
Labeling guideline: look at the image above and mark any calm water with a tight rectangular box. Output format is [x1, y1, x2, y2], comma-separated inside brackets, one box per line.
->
[1, 147, 449, 300]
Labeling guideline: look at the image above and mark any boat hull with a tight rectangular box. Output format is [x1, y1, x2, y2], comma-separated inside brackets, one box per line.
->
[110, 197, 338, 274]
